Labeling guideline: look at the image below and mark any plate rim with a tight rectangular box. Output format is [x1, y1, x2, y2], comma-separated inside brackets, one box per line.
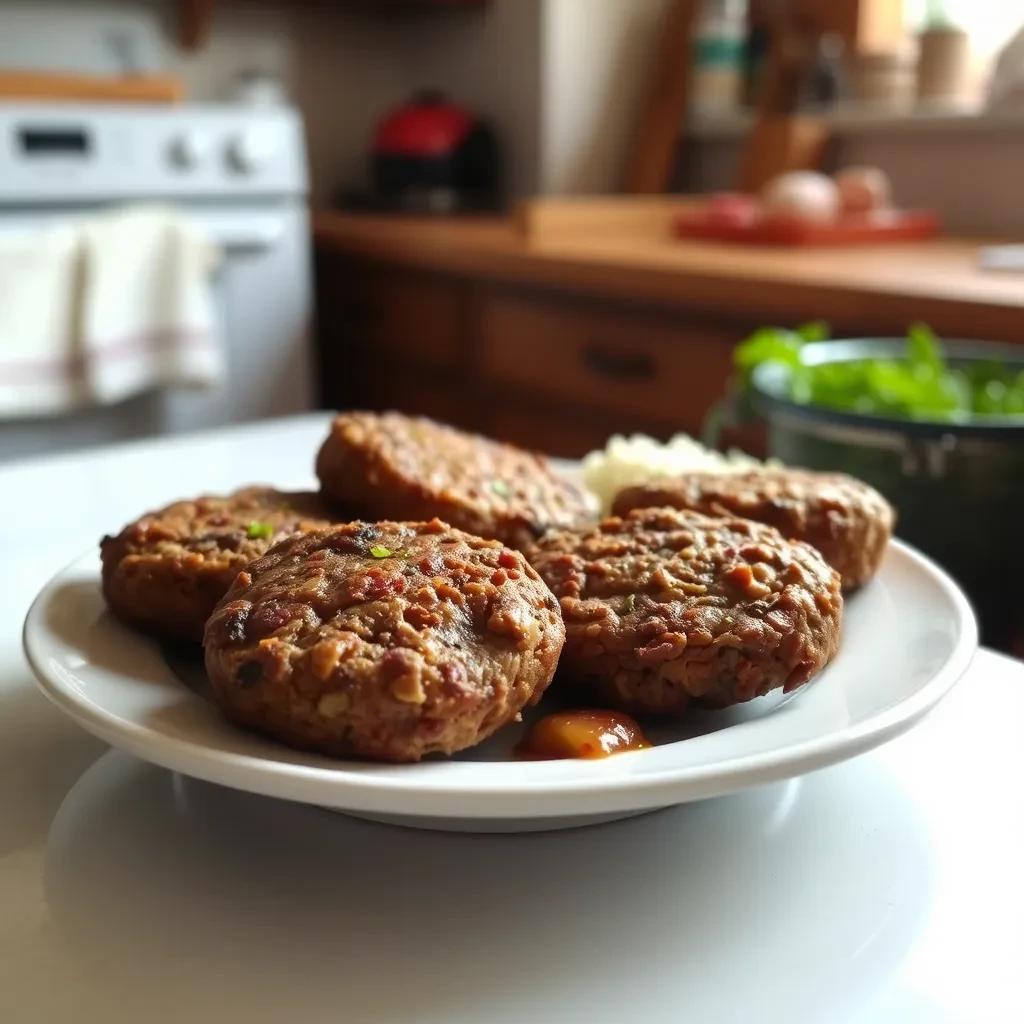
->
[23, 540, 978, 817]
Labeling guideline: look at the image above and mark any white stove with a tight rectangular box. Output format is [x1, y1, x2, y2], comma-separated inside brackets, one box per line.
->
[0, 102, 315, 461]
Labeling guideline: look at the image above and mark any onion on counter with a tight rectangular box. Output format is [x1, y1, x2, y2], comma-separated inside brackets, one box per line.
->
[760, 171, 840, 224]
[835, 166, 892, 215]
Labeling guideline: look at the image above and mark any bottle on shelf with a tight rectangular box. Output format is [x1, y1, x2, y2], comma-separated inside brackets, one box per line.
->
[690, 0, 748, 114]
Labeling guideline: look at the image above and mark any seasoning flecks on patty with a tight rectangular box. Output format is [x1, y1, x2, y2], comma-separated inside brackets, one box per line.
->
[203, 519, 565, 762]
[315, 411, 589, 550]
[612, 468, 893, 590]
[100, 487, 337, 644]
[527, 506, 842, 715]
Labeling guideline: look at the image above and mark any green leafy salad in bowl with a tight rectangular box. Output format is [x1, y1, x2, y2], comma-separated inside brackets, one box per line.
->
[736, 322, 1024, 421]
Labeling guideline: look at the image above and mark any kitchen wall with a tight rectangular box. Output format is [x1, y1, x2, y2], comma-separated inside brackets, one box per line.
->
[163, 2, 413, 207]
[837, 118, 1024, 234]
[7, 0, 1024, 226]
[0, 0, 467, 204]
[0, 0, 541, 203]
[385, 0, 674, 197]
[0, 0, 673, 205]
[0, 1, 166, 73]
[169, 2, 546, 204]
[540, 0, 670, 194]
[391, 1, 545, 199]
[387, 0, 679, 197]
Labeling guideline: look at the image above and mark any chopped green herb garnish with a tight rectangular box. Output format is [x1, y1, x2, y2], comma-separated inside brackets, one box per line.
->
[621, 593, 636, 614]
[491, 480, 511, 497]
[369, 544, 393, 558]
[247, 521, 274, 540]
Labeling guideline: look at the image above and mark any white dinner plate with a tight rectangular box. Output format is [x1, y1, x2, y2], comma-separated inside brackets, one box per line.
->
[24, 541, 975, 832]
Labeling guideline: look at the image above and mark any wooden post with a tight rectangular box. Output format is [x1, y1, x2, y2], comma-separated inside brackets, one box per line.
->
[625, 0, 699, 194]
[738, 16, 828, 192]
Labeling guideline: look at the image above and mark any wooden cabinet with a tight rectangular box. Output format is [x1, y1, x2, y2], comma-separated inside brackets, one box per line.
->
[335, 267, 464, 368]
[316, 250, 755, 456]
[317, 258, 479, 430]
[479, 292, 735, 433]
[315, 208, 1024, 456]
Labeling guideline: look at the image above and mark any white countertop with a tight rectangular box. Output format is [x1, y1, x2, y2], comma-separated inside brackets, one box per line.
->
[1, 414, 1022, 1024]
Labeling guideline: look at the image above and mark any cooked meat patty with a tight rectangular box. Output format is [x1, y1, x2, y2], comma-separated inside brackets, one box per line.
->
[203, 519, 565, 762]
[315, 411, 588, 550]
[101, 487, 337, 644]
[612, 468, 893, 590]
[527, 506, 842, 715]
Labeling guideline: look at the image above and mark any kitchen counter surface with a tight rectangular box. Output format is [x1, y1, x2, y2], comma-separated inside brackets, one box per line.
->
[314, 205, 1024, 340]
[3, 414, 1023, 1023]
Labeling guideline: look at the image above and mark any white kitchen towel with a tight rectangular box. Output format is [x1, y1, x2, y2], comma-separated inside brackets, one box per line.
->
[79, 205, 223, 407]
[0, 205, 223, 417]
[0, 222, 83, 416]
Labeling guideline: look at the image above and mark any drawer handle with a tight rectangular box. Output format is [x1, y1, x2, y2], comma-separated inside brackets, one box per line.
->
[582, 345, 656, 380]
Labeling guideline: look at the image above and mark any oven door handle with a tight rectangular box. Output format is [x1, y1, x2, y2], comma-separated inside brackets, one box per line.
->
[0, 213, 288, 254]
[194, 209, 291, 254]
[208, 222, 285, 254]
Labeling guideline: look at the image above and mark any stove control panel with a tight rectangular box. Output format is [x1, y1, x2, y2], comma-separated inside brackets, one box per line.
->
[226, 127, 276, 174]
[167, 131, 210, 171]
[0, 104, 307, 202]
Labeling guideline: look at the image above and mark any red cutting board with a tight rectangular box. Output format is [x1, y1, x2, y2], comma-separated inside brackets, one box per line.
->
[673, 208, 940, 246]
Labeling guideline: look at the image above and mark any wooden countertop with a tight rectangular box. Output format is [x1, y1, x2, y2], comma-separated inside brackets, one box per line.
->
[314, 199, 1024, 340]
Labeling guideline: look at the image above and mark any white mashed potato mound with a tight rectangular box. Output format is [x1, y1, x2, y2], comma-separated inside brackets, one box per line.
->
[582, 433, 772, 513]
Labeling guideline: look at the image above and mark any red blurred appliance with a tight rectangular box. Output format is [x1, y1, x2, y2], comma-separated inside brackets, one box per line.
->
[361, 91, 501, 212]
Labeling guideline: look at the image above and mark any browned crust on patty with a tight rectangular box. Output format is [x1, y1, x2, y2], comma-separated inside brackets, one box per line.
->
[612, 468, 893, 590]
[527, 506, 842, 715]
[203, 519, 565, 762]
[100, 487, 338, 643]
[315, 411, 588, 550]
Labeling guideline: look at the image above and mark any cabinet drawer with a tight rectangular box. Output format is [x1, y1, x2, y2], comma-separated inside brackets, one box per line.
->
[480, 293, 736, 431]
[343, 269, 462, 367]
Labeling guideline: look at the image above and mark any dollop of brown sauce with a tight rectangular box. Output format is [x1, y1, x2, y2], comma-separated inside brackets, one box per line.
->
[516, 709, 651, 760]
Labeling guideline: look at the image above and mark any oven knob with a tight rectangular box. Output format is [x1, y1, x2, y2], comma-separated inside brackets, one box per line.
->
[227, 129, 275, 173]
[167, 132, 207, 170]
